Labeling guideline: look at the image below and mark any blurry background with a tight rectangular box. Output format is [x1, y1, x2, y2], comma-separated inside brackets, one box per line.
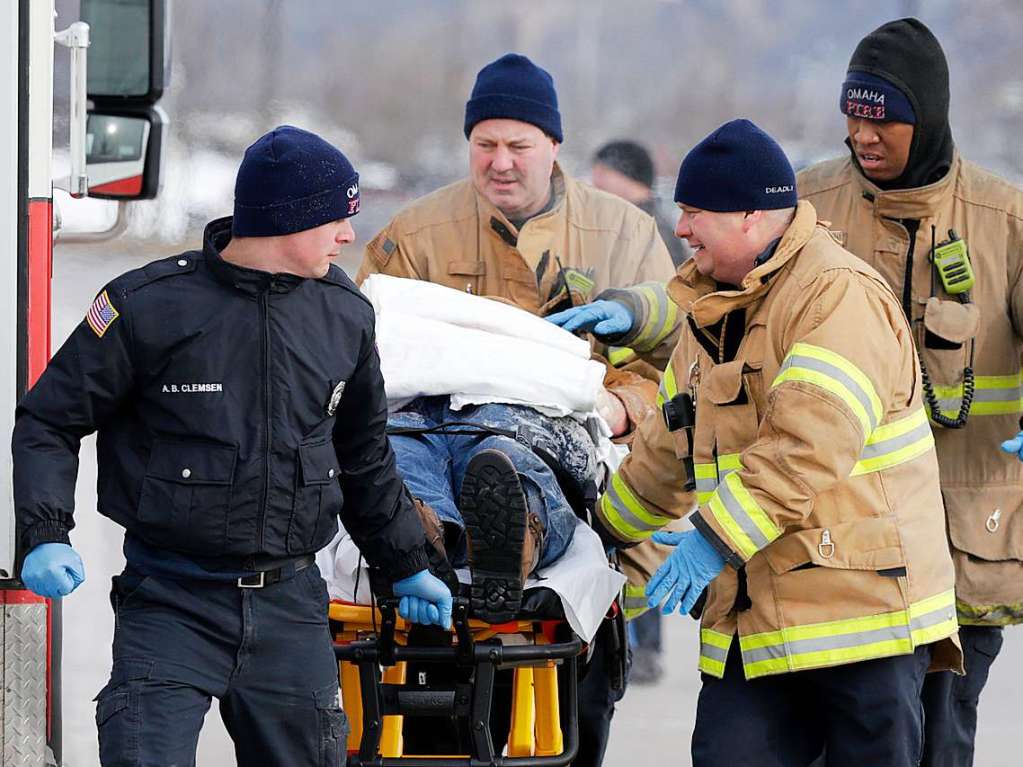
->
[46, 0, 1023, 765]
[53, 0, 1023, 252]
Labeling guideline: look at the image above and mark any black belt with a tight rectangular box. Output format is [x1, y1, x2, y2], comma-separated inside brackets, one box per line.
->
[237, 554, 315, 589]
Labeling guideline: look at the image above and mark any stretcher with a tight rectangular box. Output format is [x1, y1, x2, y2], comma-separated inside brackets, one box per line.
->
[332, 595, 585, 766]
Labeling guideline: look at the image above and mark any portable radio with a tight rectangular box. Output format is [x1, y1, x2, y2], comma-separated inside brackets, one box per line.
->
[931, 230, 975, 295]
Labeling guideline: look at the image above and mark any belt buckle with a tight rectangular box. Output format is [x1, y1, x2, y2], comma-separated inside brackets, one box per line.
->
[237, 571, 266, 589]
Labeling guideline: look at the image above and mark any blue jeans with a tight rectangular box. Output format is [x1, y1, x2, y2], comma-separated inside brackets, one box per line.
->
[388, 396, 589, 569]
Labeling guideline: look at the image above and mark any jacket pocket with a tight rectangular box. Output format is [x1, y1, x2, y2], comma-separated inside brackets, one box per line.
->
[760, 516, 910, 629]
[137, 439, 237, 555]
[762, 516, 906, 575]
[945, 484, 1023, 562]
[919, 298, 979, 390]
[700, 358, 763, 456]
[288, 438, 343, 554]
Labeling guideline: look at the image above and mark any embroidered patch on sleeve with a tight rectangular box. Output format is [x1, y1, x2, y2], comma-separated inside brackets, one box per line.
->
[86, 290, 120, 338]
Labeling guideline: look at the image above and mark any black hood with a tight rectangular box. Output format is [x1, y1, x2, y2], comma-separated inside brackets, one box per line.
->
[845, 17, 955, 190]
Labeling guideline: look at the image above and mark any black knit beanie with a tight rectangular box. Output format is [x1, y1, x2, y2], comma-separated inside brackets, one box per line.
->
[593, 141, 656, 189]
[844, 17, 955, 190]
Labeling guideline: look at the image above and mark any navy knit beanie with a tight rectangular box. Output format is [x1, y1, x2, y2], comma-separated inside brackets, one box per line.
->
[232, 125, 360, 238]
[464, 53, 563, 142]
[674, 119, 796, 212]
[841, 71, 916, 124]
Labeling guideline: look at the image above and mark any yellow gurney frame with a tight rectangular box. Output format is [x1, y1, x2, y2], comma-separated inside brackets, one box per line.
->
[331, 596, 582, 766]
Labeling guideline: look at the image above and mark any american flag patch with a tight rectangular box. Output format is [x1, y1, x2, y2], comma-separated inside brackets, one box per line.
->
[86, 290, 120, 338]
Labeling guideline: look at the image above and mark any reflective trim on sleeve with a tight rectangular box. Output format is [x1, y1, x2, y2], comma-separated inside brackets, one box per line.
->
[737, 589, 956, 679]
[608, 346, 637, 367]
[599, 472, 673, 543]
[623, 583, 650, 620]
[698, 628, 733, 677]
[772, 342, 882, 438]
[851, 408, 935, 476]
[695, 454, 741, 504]
[656, 360, 678, 410]
[705, 472, 781, 561]
[630, 283, 679, 353]
[695, 462, 718, 504]
[932, 370, 1023, 418]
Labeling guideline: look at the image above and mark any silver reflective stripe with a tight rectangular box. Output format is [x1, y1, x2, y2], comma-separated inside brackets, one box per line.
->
[910, 604, 954, 632]
[781, 354, 880, 432]
[740, 623, 912, 665]
[939, 386, 1023, 410]
[604, 483, 662, 534]
[701, 641, 729, 664]
[624, 595, 647, 609]
[859, 418, 932, 460]
[696, 477, 718, 495]
[716, 474, 771, 550]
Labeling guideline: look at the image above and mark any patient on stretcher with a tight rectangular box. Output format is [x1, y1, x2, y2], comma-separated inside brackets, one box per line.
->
[389, 396, 597, 623]
[336, 274, 642, 625]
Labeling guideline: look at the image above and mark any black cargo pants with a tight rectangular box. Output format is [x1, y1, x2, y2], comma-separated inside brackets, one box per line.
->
[921, 624, 1004, 767]
[95, 564, 346, 766]
[692, 641, 931, 767]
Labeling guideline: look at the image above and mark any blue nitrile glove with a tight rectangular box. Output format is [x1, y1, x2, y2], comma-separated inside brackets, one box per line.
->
[545, 300, 634, 338]
[1000, 431, 1023, 461]
[646, 530, 726, 616]
[393, 570, 453, 629]
[21, 543, 85, 599]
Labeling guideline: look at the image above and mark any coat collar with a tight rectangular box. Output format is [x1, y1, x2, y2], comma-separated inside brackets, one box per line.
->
[203, 217, 305, 296]
[668, 200, 818, 328]
[475, 162, 569, 243]
[851, 152, 960, 220]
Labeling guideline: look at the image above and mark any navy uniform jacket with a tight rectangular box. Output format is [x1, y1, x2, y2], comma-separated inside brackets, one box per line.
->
[12, 217, 427, 580]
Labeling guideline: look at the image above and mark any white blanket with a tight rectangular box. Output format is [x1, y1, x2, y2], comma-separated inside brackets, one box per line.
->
[362, 275, 606, 417]
[315, 518, 625, 644]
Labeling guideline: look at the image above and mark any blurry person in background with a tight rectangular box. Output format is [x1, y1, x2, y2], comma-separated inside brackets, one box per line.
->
[592, 140, 691, 269]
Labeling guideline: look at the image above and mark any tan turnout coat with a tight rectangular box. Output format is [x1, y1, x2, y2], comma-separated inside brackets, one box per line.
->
[799, 155, 1023, 626]
[598, 202, 961, 678]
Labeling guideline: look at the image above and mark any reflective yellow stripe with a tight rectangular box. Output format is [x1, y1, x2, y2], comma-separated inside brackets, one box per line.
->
[607, 346, 637, 367]
[932, 370, 1023, 418]
[706, 472, 781, 561]
[656, 360, 678, 409]
[698, 629, 732, 677]
[851, 408, 935, 476]
[738, 589, 956, 679]
[717, 453, 742, 474]
[631, 283, 679, 353]
[623, 583, 649, 620]
[773, 342, 882, 438]
[694, 461, 717, 503]
[599, 472, 673, 543]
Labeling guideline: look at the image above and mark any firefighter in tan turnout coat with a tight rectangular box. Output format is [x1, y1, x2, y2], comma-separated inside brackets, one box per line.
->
[551, 119, 960, 767]
[357, 53, 675, 767]
[798, 18, 1023, 766]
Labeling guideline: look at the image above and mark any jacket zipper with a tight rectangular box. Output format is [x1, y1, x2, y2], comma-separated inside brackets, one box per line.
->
[895, 218, 921, 321]
[258, 290, 272, 549]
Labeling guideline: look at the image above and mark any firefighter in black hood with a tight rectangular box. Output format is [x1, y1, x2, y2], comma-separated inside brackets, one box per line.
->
[800, 18, 1023, 767]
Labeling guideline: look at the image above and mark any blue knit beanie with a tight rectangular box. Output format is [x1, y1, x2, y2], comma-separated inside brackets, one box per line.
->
[840, 71, 916, 124]
[464, 53, 563, 142]
[232, 126, 360, 238]
[674, 119, 796, 212]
